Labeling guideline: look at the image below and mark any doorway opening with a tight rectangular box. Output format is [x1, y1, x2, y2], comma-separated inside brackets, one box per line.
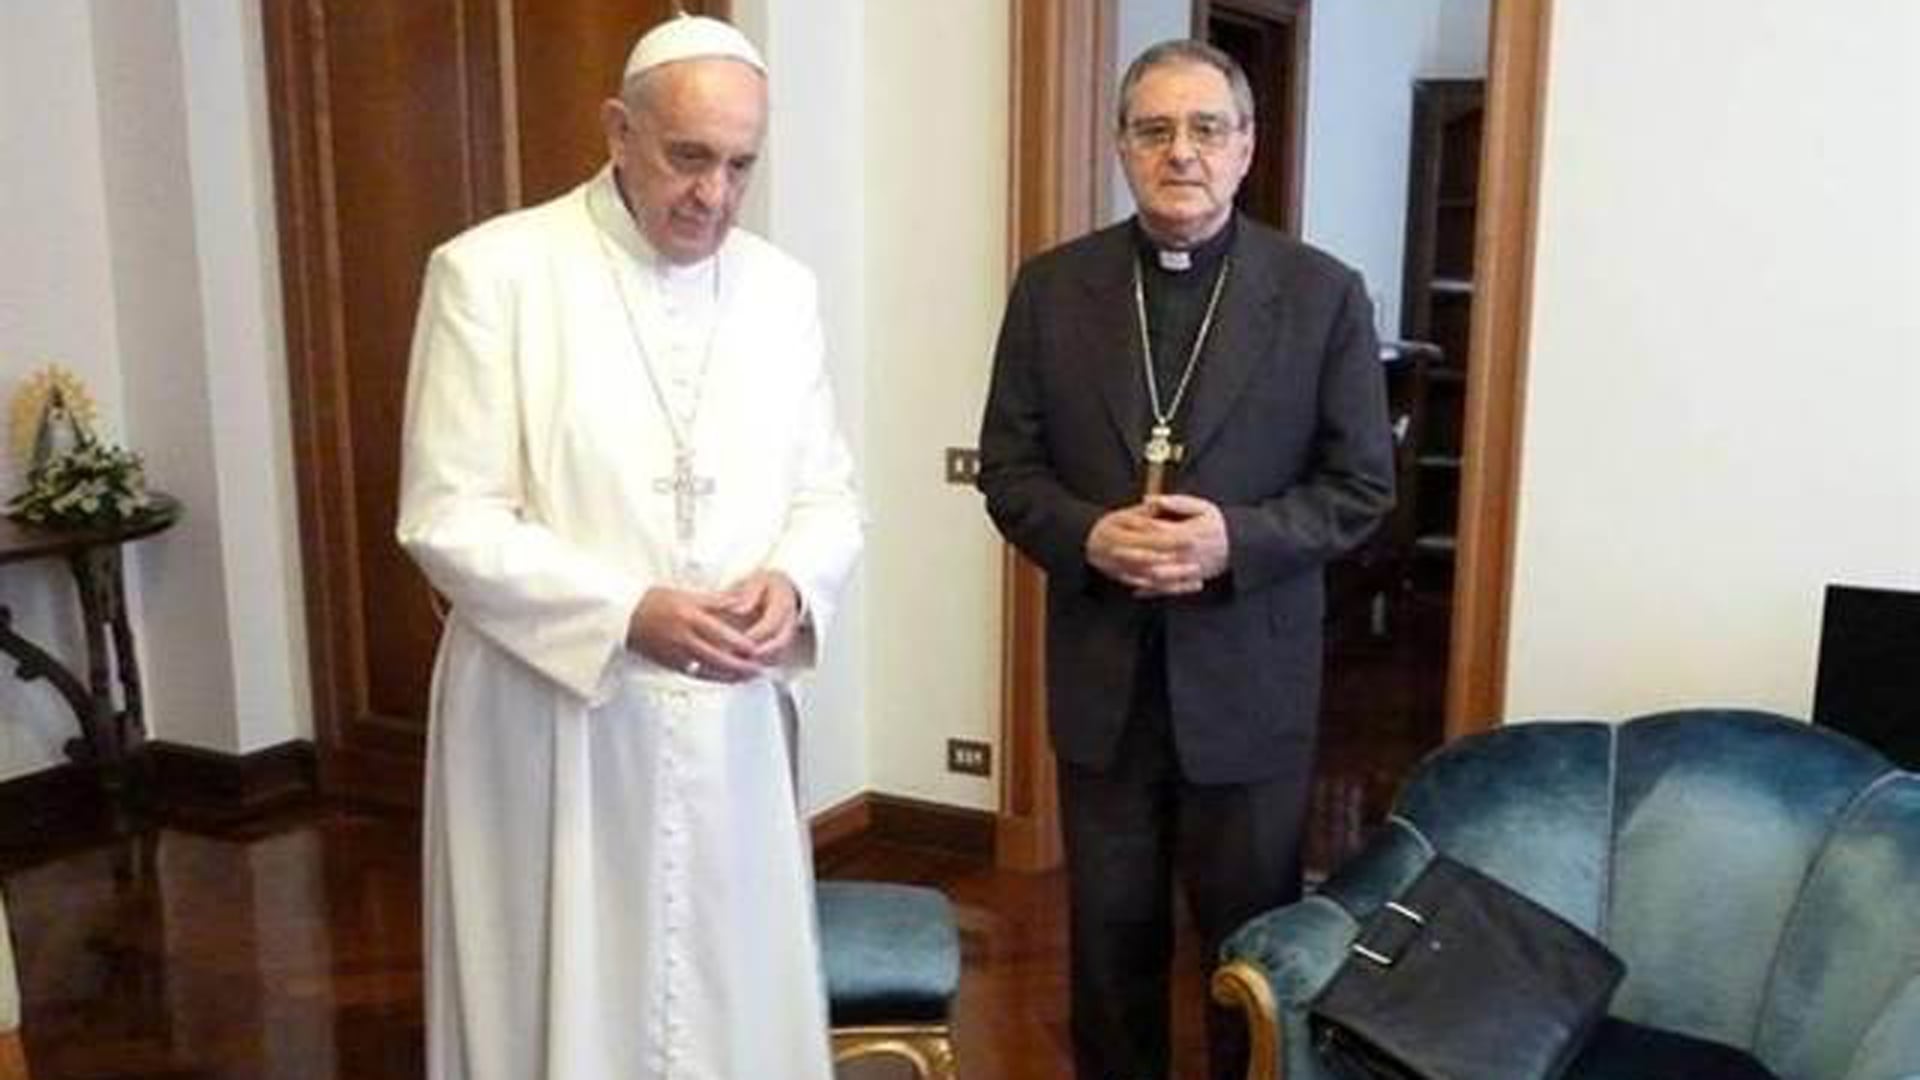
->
[1201, 0, 1308, 235]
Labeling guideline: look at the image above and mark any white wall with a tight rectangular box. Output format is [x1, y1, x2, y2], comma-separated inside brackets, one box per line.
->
[1298, 0, 1435, 335]
[862, 5, 1009, 810]
[174, 0, 312, 754]
[1428, 0, 1492, 79]
[735, 2, 1009, 812]
[737, 0, 873, 813]
[1109, 0, 1195, 219]
[91, 0, 242, 758]
[1505, 0, 1920, 720]
[0, 0, 310, 780]
[0, 2, 127, 775]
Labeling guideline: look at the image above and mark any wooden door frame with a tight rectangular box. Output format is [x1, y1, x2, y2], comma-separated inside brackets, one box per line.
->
[998, 0, 1554, 869]
[997, 0, 1111, 871]
[1196, 0, 1310, 236]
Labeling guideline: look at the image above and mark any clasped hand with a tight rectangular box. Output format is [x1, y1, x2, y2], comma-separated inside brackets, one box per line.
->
[1085, 494, 1229, 597]
[627, 569, 802, 682]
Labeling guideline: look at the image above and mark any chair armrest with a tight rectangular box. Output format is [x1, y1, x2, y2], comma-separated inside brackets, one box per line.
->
[1214, 823, 1435, 1080]
[1221, 896, 1357, 1009]
[1216, 896, 1356, 1080]
[1314, 817, 1433, 920]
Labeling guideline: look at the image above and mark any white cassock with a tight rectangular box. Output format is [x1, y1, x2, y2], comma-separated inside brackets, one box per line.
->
[397, 166, 861, 1080]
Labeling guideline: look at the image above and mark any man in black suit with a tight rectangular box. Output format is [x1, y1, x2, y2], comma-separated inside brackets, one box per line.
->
[976, 39, 1395, 1080]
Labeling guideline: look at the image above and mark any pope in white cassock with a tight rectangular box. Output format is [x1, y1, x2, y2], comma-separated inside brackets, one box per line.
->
[396, 16, 861, 1080]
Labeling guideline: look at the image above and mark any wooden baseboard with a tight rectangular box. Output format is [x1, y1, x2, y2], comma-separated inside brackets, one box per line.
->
[146, 740, 317, 826]
[0, 740, 319, 858]
[0, 1028, 26, 1080]
[0, 763, 107, 859]
[813, 792, 996, 861]
[3, 747, 992, 872]
[870, 793, 997, 859]
[809, 791, 873, 854]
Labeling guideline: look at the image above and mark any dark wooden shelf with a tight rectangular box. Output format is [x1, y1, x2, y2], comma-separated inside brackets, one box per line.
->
[1393, 76, 1483, 615]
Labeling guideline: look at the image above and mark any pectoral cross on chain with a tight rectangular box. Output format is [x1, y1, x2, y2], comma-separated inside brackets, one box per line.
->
[1143, 423, 1184, 497]
[654, 448, 715, 544]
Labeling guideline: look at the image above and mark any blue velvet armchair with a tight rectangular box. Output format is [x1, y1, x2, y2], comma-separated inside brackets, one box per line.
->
[1214, 709, 1920, 1080]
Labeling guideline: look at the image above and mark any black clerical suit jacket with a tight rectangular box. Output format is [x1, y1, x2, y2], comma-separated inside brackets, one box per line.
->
[977, 216, 1394, 785]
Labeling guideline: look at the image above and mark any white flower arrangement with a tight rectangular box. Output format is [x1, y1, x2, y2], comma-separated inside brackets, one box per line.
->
[5, 367, 154, 527]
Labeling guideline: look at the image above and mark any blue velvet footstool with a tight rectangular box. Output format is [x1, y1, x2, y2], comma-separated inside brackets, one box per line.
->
[816, 881, 960, 1079]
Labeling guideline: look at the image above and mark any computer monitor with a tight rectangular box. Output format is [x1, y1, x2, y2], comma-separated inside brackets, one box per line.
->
[1812, 584, 1920, 770]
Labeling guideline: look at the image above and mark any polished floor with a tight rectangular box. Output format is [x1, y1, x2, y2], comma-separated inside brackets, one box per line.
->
[1, 592, 1442, 1079]
[2, 808, 1198, 1080]
[6, 809, 427, 1080]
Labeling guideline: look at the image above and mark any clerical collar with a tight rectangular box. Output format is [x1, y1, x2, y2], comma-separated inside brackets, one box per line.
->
[1134, 216, 1236, 276]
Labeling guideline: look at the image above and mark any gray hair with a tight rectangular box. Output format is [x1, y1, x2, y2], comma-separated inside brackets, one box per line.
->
[1116, 39, 1255, 130]
[620, 69, 662, 114]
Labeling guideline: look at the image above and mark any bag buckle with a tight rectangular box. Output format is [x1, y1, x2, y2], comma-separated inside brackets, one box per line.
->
[1384, 900, 1427, 925]
[1349, 900, 1429, 967]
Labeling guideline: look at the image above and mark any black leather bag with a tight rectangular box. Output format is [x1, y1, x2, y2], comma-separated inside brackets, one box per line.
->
[1309, 855, 1626, 1080]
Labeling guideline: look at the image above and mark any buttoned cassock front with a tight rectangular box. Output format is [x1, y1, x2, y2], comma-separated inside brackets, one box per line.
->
[397, 168, 861, 1080]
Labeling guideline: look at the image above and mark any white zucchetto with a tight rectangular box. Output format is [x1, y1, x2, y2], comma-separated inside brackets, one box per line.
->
[622, 14, 765, 80]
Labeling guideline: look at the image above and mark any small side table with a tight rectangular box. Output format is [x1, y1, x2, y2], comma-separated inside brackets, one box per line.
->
[0, 494, 179, 809]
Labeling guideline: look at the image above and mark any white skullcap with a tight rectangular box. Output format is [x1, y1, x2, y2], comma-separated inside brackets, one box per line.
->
[622, 14, 765, 80]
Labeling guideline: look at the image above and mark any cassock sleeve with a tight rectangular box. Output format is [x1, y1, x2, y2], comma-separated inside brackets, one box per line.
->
[1220, 270, 1396, 591]
[396, 244, 648, 703]
[764, 276, 864, 672]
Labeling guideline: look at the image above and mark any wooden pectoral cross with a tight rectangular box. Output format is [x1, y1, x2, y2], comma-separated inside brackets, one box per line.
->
[1143, 423, 1184, 498]
[654, 449, 715, 544]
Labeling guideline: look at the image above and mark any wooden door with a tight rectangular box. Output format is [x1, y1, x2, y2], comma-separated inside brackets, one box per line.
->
[264, 0, 729, 806]
[1199, 0, 1308, 235]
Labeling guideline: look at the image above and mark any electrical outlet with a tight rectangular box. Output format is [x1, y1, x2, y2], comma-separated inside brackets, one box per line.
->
[944, 447, 981, 486]
[947, 738, 991, 777]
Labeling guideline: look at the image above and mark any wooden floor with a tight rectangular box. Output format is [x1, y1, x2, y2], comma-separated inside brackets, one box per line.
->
[818, 840, 1213, 1080]
[0, 584, 1444, 1079]
[0, 807, 1206, 1080]
[5, 808, 428, 1080]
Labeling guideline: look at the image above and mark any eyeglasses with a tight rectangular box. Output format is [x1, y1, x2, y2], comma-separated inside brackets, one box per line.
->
[1121, 112, 1245, 153]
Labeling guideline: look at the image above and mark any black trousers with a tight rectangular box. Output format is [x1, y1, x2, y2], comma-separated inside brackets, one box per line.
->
[1059, 625, 1313, 1080]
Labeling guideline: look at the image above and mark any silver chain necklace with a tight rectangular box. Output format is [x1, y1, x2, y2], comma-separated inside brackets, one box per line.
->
[1134, 253, 1232, 493]
[597, 228, 723, 549]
